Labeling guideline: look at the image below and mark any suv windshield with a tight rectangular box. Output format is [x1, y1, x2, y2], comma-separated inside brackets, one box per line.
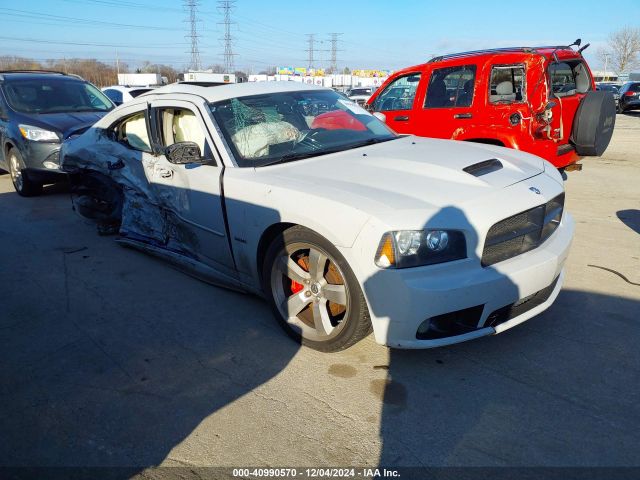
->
[210, 90, 397, 167]
[2, 77, 114, 114]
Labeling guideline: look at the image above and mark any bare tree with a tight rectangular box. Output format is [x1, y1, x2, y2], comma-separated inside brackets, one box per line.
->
[605, 26, 640, 74]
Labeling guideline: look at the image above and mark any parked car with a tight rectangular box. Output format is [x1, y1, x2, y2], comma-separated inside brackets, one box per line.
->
[367, 41, 616, 170]
[0, 70, 114, 196]
[348, 87, 375, 106]
[617, 82, 640, 113]
[596, 83, 620, 106]
[102, 85, 156, 106]
[61, 82, 574, 351]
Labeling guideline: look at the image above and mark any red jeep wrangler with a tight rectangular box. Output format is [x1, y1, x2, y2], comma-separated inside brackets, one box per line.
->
[368, 41, 616, 169]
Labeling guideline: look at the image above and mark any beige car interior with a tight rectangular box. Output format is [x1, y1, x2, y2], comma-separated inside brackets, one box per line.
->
[122, 113, 151, 151]
[162, 109, 207, 154]
[231, 120, 300, 159]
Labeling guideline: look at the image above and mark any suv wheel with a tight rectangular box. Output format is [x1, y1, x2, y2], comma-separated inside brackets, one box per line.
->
[8, 148, 43, 197]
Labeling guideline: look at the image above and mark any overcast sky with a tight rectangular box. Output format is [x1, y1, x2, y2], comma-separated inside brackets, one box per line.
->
[0, 0, 637, 72]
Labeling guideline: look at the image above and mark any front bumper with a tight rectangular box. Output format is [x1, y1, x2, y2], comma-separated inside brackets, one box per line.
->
[362, 213, 573, 348]
[20, 142, 66, 184]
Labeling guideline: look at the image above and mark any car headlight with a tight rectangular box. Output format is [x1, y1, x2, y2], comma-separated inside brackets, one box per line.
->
[18, 124, 60, 142]
[375, 229, 466, 268]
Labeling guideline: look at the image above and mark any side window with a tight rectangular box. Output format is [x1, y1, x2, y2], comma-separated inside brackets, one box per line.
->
[549, 61, 592, 98]
[157, 108, 211, 158]
[104, 89, 123, 104]
[489, 65, 526, 104]
[116, 112, 151, 152]
[372, 73, 421, 111]
[425, 65, 476, 108]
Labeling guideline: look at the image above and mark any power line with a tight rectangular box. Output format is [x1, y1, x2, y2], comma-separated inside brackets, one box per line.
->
[184, 0, 201, 71]
[218, 0, 236, 73]
[306, 33, 316, 69]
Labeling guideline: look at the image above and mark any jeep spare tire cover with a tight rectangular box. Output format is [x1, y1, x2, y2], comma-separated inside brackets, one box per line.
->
[571, 91, 616, 156]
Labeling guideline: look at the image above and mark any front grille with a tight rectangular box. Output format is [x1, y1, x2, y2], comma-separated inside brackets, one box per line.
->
[485, 275, 560, 328]
[481, 193, 565, 267]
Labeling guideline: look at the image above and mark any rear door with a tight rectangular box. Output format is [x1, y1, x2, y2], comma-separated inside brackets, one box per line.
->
[547, 60, 593, 145]
[147, 98, 236, 276]
[412, 64, 478, 139]
[369, 72, 422, 133]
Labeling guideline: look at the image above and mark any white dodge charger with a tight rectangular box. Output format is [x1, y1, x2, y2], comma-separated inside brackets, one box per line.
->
[60, 81, 574, 351]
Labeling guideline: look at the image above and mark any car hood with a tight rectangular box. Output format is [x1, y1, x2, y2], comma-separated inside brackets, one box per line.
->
[258, 135, 546, 213]
[23, 111, 108, 139]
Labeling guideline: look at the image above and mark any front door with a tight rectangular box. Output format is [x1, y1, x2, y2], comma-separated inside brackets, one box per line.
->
[370, 72, 422, 134]
[146, 98, 236, 276]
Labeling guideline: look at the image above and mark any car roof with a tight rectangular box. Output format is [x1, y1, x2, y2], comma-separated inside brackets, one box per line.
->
[0, 71, 84, 82]
[143, 81, 326, 102]
[389, 46, 584, 77]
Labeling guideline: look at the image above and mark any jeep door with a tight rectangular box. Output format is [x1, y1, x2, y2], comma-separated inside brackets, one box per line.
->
[413, 64, 478, 139]
[547, 59, 593, 146]
[369, 72, 422, 134]
[146, 98, 236, 278]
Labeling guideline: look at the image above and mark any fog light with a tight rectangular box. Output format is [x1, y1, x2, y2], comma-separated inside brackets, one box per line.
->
[425, 230, 449, 251]
[43, 161, 59, 169]
[417, 319, 431, 336]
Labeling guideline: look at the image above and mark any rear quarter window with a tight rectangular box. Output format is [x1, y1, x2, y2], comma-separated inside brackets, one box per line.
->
[549, 60, 592, 98]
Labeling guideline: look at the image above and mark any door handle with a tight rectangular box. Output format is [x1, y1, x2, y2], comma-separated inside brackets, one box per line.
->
[157, 168, 173, 178]
[454, 113, 473, 119]
[394, 115, 410, 121]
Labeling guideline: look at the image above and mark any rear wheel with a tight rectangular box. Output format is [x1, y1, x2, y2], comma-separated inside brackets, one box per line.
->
[8, 148, 42, 197]
[263, 226, 372, 352]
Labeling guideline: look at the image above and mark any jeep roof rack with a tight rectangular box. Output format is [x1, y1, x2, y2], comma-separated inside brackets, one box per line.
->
[428, 43, 581, 63]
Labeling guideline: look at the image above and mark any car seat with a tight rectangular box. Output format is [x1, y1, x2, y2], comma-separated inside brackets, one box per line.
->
[457, 79, 474, 107]
[425, 78, 448, 108]
[490, 81, 516, 103]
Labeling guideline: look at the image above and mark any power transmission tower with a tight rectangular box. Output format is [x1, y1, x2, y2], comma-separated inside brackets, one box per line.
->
[328, 33, 343, 73]
[184, 0, 201, 71]
[306, 34, 316, 70]
[218, 0, 237, 73]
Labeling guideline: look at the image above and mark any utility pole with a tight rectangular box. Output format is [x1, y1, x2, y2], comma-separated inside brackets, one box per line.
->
[184, 0, 201, 71]
[218, 0, 236, 74]
[603, 53, 611, 82]
[306, 34, 316, 70]
[328, 33, 343, 74]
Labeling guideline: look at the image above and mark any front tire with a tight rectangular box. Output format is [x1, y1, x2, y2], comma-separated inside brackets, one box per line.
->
[8, 148, 43, 197]
[262, 226, 372, 352]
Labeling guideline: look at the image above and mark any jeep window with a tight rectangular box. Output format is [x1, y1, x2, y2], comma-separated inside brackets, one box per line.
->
[549, 61, 592, 98]
[489, 65, 526, 104]
[425, 65, 476, 108]
[115, 111, 152, 152]
[2, 78, 114, 114]
[372, 73, 421, 111]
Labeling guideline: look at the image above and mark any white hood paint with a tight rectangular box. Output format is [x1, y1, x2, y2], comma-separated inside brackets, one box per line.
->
[251, 136, 545, 215]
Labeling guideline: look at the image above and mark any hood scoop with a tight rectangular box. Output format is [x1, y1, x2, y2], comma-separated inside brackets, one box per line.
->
[463, 158, 503, 177]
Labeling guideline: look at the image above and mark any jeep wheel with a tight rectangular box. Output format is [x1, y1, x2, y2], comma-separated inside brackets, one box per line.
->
[8, 148, 43, 197]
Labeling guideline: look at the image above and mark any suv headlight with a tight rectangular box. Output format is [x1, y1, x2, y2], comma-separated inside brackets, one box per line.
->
[375, 230, 466, 268]
[18, 124, 60, 142]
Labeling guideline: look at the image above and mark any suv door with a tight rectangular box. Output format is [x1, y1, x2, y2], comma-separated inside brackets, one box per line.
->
[547, 60, 592, 145]
[0, 91, 9, 169]
[369, 72, 422, 133]
[413, 64, 477, 139]
[148, 98, 236, 277]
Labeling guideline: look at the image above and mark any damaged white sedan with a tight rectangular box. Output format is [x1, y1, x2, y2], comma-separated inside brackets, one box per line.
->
[61, 82, 574, 351]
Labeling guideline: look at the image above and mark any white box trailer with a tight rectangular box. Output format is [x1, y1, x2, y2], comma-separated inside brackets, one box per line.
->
[117, 73, 163, 87]
[182, 72, 238, 83]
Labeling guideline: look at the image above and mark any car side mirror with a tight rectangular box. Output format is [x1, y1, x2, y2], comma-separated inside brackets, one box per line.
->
[165, 142, 204, 164]
[373, 112, 386, 123]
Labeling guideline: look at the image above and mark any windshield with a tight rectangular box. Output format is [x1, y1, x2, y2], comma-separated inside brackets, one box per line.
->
[210, 89, 397, 167]
[2, 78, 114, 114]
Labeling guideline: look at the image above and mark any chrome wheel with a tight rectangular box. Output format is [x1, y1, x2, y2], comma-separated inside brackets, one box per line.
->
[270, 243, 349, 342]
[9, 152, 23, 192]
